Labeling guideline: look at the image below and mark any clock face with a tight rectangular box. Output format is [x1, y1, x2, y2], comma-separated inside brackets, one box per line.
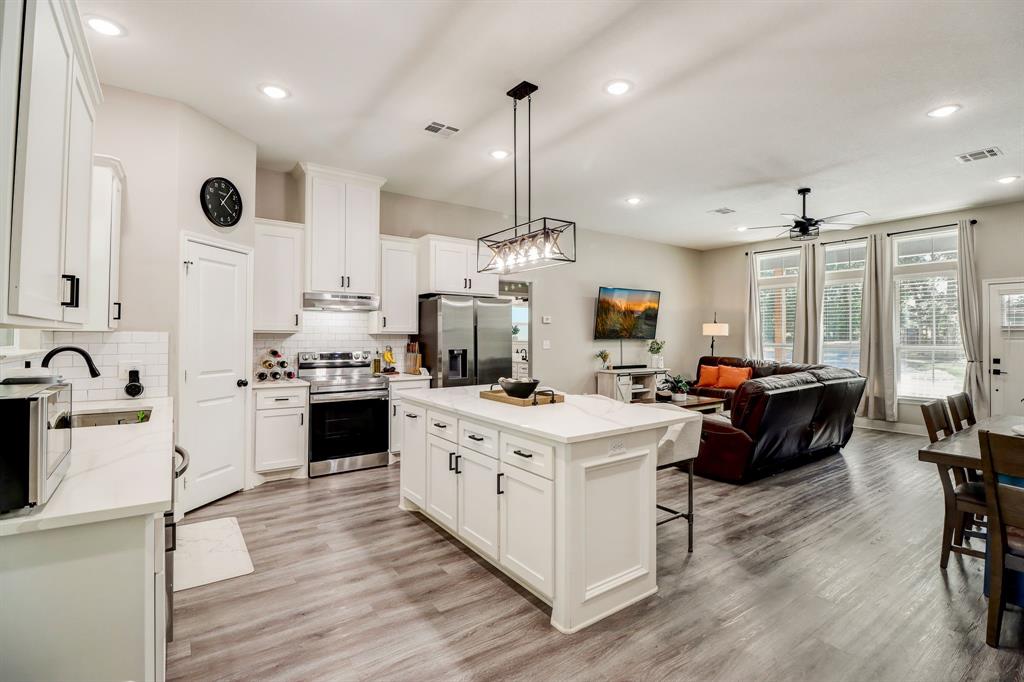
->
[201, 177, 243, 228]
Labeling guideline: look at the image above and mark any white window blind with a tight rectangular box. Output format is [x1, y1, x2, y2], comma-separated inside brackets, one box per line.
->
[822, 280, 862, 371]
[759, 286, 796, 362]
[895, 274, 966, 398]
[1001, 293, 1024, 329]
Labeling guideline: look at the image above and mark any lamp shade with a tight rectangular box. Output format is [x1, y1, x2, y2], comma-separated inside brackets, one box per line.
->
[702, 322, 729, 336]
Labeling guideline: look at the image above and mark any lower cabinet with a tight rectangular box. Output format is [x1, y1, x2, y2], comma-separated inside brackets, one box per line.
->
[456, 447, 500, 561]
[499, 463, 554, 599]
[389, 399, 403, 454]
[400, 403, 426, 506]
[426, 436, 458, 532]
[254, 408, 307, 472]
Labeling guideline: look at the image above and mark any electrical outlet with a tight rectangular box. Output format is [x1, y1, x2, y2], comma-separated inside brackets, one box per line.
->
[542, 340, 551, 350]
[118, 362, 142, 380]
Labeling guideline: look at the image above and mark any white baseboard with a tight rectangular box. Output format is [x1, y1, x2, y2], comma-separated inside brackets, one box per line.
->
[853, 418, 926, 437]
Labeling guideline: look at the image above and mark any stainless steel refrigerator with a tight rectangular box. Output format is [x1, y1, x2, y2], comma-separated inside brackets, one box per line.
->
[416, 296, 513, 388]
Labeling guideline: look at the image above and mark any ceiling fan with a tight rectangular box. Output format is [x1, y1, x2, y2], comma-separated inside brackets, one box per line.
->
[745, 187, 869, 241]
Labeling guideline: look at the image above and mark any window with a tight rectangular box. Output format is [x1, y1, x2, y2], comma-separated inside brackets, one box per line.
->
[0, 329, 14, 351]
[1001, 293, 1024, 330]
[756, 250, 799, 362]
[893, 229, 966, 399]
[822, 241, 865, 371]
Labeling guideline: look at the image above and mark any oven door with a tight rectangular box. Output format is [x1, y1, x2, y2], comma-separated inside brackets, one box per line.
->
[309, 390, 389, 475]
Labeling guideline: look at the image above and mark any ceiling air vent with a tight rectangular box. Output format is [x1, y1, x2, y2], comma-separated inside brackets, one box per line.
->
[956, 147, 1003, 164]
[424, 121, 460, 138]
[708, 207, 736, 215]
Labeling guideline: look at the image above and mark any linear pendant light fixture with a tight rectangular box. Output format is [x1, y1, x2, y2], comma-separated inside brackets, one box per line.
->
[478, 81, 576, 275]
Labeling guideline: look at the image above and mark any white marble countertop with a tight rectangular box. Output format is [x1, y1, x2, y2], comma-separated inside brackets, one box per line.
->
[252, 378, 310, 389]
[400, 385, 698, 444]
[0, 397, 174, 537]
[383, 373, 432, 383]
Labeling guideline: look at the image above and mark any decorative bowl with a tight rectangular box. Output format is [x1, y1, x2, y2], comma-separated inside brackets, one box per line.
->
[497, 377, 540, 399]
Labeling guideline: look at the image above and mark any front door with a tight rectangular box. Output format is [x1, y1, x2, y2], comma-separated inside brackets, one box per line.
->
[181, 239, 249, 511]
[988, 281, 1024, 417]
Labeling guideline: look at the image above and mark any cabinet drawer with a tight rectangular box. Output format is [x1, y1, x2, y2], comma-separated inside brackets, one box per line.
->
[427, 409, 457, 443]
[499, 432, 555, 480]
[459, 419, 498, 458]
[256, 387, 308, 410]
[389, 378, 431, 398]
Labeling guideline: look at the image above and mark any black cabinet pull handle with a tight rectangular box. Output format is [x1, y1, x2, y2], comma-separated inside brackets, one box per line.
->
[433, 422, 446, 429]
[61, 274, 75, 306]
[295, 313, 299, 326]
[393, 404, 397, 417]
[300, 413, 304, 426]
[405, 413, 418, 419]
[467, 434, 484, 442]
[113, 302, 122, 320]
[383, 316, 387, 328]
[454, 455, 461, 474]
[513, 449, 533, 458]
[497, 472, 504, 494]
[448, 451, 456, 471]
[468, 278, 472, 289]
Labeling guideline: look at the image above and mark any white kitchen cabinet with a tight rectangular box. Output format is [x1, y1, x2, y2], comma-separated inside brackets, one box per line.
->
[369, 236, 418, 334]
[294, 163, 385, 297]
[390, 399, 403, 454]
[83, 155, 124, 330]
[399, 403, 426, 506]
[254, 408, 307, 472]
[3, 0, 101, 326]
[417, 235, 498, 297]
[254, 219, 303, 332]
[456, 446, 500, 561]
[387, 377, 431, 456]
[499, 463, 554, 599]
[426, 435, 458, 532]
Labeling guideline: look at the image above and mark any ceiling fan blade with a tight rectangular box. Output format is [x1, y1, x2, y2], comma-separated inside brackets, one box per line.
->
[747, 224, 793, 230]
[820, 210, 869, 223]
[820, 224, 856, 231]
[776, 229, 792, 238]
[781, 213, 800, 219]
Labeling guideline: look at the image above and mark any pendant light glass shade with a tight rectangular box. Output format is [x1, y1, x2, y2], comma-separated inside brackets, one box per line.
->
[478, 217, 576, 274]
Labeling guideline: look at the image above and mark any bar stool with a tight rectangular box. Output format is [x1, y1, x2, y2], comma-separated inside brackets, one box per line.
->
[646, 403, 701, 552]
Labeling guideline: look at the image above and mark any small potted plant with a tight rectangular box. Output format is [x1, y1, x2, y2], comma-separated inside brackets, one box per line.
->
[512, 324, 521, 340]
[595, 349, 611, 369]
[648, 339, 666, 369]
[663, 374, 692, 402]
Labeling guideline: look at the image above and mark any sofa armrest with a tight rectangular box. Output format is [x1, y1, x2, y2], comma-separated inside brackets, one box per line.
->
[696, 415, 755, 482]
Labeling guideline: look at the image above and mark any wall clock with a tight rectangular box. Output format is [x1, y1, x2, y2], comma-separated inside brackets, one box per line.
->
[200, 177, 243, 228]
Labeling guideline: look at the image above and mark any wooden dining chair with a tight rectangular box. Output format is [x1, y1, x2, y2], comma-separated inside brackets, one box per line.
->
[978, 429, 1024, 648]
[947, 392, 977, 432]
[922, 401, 987, 567]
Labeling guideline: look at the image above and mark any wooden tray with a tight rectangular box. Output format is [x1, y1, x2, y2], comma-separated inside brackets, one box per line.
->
[479, 389, 564, 407]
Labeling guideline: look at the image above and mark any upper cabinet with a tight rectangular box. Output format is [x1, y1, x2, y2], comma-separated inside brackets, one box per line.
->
[82, 155, 125, 331]
[293, 163, 385, 298]
[1, 0, 102, 327]
[254, 218, 304, 332]
[417, 235, 498, 297]
[369, 236, 418, 335]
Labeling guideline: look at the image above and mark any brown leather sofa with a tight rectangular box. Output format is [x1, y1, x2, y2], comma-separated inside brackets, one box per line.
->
[690, 356, 867, 482]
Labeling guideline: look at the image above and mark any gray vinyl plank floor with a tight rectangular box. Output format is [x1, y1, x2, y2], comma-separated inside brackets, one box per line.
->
[168, 428, 1024, 681]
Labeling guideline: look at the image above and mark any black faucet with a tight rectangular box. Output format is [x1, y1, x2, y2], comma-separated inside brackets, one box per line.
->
[41, 346, 101, 378]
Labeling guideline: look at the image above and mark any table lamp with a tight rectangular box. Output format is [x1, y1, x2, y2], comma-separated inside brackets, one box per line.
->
[702, 312, 729, 355]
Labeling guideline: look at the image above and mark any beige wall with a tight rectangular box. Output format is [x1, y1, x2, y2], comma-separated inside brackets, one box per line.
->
[697, 200, 1024, 424]
[93, 86, 257, 398]
[254, 167, 302, 223]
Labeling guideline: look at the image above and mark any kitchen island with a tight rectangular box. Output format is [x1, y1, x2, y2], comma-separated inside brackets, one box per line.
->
[398, 385, 700, 633]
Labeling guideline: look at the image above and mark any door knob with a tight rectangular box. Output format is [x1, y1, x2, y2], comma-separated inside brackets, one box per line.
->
[237, 379, 249, 387]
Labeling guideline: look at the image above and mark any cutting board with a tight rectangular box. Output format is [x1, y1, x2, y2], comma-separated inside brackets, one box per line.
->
[479, 389, 564, 407]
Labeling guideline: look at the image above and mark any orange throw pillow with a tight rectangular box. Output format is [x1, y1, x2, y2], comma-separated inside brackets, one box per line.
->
[716, 365, 752, 389]
[696, 365, 719, 387]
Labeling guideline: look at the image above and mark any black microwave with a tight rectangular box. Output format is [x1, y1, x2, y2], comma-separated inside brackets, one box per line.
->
[0, 383, 73, 513]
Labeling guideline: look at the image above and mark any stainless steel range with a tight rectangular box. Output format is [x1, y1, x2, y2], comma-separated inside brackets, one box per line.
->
[298, 351, 390, 476]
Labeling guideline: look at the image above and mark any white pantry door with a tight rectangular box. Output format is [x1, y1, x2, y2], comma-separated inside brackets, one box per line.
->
[988, 281, 1024, 417]
[181, 239, 249, 512]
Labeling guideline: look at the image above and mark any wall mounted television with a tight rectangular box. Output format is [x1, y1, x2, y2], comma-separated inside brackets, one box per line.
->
[593, 287, 661, 340]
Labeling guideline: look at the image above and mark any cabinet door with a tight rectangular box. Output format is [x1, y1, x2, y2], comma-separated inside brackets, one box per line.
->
[432, 241, 469, 294]
[107, 175, 122, 328]
[466, 247, 499, 297]
[499, 464, 554, 599]
[307, 174, 345, 292]
[254, 221, 303, 331]
[343, 182, 379, 295]
[254, 407, 307, 472]
[377, 239, 417, 333]
[389, 399, 402, 453]
[61, 61, 94, 324]
[457, 447, 499, 560]
[426, 436, 458, 532]
[8, 0, 73, 321]
[400, 403, 426, 506]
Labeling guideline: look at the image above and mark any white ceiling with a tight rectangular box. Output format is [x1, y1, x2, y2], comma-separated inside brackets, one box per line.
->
[79, 0, 1024, 250]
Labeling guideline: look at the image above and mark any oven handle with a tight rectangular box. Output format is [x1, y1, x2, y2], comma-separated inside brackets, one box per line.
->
[310, 390, 389, 403]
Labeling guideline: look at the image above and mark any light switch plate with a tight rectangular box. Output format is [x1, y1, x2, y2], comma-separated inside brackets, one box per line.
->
[117, 361, 142, 380]
[541, 315, 552, 324]
[542, 340, 551, 350]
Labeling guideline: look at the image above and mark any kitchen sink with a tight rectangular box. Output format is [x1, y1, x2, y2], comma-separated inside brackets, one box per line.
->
[63, 408, 152, 428]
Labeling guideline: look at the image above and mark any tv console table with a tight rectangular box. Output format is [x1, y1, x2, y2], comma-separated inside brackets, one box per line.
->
[596, 368, 670, 404]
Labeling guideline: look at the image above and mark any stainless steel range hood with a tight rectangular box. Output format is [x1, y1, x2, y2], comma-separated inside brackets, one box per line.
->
[302, 292, 380, 312]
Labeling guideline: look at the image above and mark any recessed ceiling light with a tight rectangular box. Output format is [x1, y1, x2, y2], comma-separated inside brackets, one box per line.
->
[927, 104, 961, 118]
[626, 196, 641, 206]
[260, 84, 290, 100]
[997, 176, 1020, 184]
[490, 149, 509, 160]
[737, 226, 748, 232]
[86, 16, 124, 36]
[605, 80, 632, 96]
